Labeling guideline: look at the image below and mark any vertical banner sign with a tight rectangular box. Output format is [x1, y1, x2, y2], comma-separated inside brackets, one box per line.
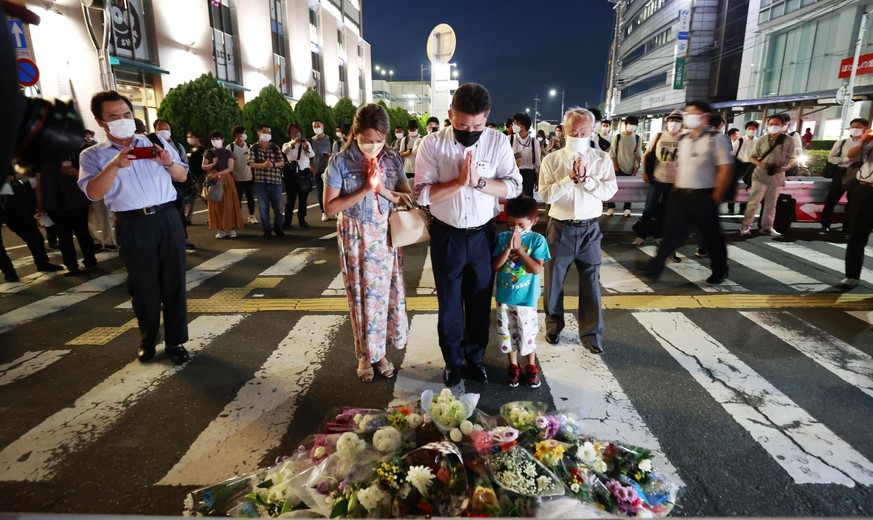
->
[673, 9, 690, 90]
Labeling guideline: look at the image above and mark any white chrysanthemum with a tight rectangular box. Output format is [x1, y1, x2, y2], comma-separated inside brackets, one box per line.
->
[373, 427, 402, 453]
[577, 441, 598, 463]
[472, 423, 485, 432]
[336, 432, 366, 459]
[422, 413, 432, 424]
[639, 458, 653, 473]
[460, 420, 474, 435]
[406, 413, 422, 429]
[406, 465, 436, 496]
[356, 485, 388, 512]
[536, 475, 552, 492]
[450, 428, 463, 442]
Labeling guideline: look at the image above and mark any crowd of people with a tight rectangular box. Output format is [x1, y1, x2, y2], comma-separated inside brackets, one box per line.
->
[2, 83, 871, 393]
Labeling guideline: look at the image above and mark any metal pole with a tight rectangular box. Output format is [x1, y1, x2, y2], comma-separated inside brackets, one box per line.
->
[561, 89, 565, 119]
[534, 96, 540, 130]
[841, 11, 870, 139]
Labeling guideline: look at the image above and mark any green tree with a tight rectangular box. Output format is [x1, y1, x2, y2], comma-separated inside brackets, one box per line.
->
[156, 72, 243, 146]
[332, 97, 357, 128]
[294, 89, 336, 139]
[385, 105, 415, 145]
[243, 84, 297, 143]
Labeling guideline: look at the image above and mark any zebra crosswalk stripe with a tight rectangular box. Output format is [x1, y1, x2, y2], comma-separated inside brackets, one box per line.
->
[157, 314, 346, 486]
[633, 311, 873, 487]
[767, 242, 873, 280]
[259, 248, 323, 277]
[0, 350, 71, 386]
[637, 245, 749, 293]
[389, 314, 463, 408]
[600, 251, 653, 293]
[0, 314, 246, 482]
[726, 245, 831, 292]
[741, 311, 873, 399]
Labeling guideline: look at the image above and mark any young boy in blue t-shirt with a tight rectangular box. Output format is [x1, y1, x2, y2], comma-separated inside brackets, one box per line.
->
[492, 196, 551, 388]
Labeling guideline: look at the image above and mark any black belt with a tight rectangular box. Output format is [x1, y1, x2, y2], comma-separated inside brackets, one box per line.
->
[115, 202, 175, 218]
[433, 218, 488, 234]
[560, 218, 598, 227]
[674, 188, 714, 194]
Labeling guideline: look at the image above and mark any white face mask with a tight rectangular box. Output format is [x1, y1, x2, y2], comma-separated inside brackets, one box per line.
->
[768, 125, 783, 135]
[187, 137, 196, 145]
[260, 133, 272, 142]
[211, 139, 223, 148]
[512, 124, 521, 134]
[599, 127, 610, 136]
[410, 131, 418, 137]
[746, 129, 756, 137]
[156, 129, 172, 141]
[313, 127, 324, 135]
[336, 131, 343, 139]
[683, 114, 702, 129]
[850, 128, 864, 137]
[625, 125, 637, 132]
[105, 118, 136, 139]
[667, 122, 682, 133]
[240, 133, 248, 142]
[395, 132, 404, 140]
[566, 136, 590, 153]
[536, 136, 543, 142]
[358, 140, 385, 158]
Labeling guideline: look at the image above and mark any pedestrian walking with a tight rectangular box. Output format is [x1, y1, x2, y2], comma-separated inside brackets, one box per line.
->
[249, 124, 286, 238]
[414, 83, 522, 387]
[740, 114, 797, 237]
[78, 90, 190, 364]
[538, 107, 617, 353]
[632, 109, 683, 246]
[204, 131, 243, 239]
[228, 125, 258, 225]
[821, 118, 869, 233]
[323, 103, 411, 383]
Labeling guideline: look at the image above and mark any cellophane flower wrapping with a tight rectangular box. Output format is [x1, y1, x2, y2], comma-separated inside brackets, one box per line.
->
[420, 388, 479, 434]
[485, 445, 565, 497]
[393, 441, 469, 517]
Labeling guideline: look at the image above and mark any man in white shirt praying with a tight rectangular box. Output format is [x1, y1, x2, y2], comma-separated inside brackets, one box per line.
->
[414, 83, 523, 387]
[538, 107, 617, 354]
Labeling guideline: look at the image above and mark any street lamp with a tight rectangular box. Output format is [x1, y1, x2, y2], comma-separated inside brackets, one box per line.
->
[550, 88, 565, 120]
[389, 70, 394, 79]
[375, 65, 381, 72]
[533, 96, 541, 131]
[452, 69, 459, 78]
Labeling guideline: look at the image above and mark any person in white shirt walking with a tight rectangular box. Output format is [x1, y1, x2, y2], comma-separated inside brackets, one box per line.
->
[414, 83, 523, 387]
[538, 107, 617, 354]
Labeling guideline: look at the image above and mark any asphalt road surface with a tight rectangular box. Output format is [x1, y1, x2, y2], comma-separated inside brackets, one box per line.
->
[0, 201, 871, 517]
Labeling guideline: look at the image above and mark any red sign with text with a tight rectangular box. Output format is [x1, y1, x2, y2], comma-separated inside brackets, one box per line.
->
[839, 53, 873, 79]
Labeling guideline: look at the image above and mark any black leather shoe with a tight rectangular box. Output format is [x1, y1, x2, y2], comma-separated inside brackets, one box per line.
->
[466, 363, 488, 383]
[137, 344, 156, 362]
[274, 229, 286, 237]
[165, 344, 190, 365]
[545, 333, 559, 345]
[443, 366, 462, 387]
[706, 269, 729, 285]
[587, 344, 604, 354]
[3, 272, 19, 283]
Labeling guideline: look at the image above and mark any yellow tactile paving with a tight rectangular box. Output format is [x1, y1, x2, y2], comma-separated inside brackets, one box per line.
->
[66, 319, 138, 346]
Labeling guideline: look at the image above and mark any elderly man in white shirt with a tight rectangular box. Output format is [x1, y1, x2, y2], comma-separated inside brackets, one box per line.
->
[538, 107, 617, 354]
[414, 83, 523, 387]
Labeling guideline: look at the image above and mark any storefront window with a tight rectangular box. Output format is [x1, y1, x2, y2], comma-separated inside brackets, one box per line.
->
[108, 0, 155, 63]
[117, 71, 158, 128]
[270, 0, 289, 95]
[209, 0, 240, 84]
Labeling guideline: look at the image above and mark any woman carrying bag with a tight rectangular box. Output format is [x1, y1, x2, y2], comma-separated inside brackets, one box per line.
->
[203, 130, 243, 239]
[324, 104, 412, 383]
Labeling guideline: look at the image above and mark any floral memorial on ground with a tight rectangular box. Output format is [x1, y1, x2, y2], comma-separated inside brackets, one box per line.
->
[183, 390, 679, 518]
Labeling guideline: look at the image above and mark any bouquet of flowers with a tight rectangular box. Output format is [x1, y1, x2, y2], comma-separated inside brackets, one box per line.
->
[499, 401, 547, 435]
[393, 441, 469, 517]
[485, 445, 564, 497]
[420, 389, 479, 434]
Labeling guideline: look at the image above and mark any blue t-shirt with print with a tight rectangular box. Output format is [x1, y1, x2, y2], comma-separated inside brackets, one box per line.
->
[493, 231, 551, 307]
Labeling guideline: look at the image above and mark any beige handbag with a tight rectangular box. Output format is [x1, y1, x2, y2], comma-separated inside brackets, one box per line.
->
[389, 193, 430, 248]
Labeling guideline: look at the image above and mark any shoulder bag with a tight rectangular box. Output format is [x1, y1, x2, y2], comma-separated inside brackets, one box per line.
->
[642, 132, 662, 180]
[743, 134, 784, 186]
[821, 140, 847, 179]
[202, 177, 224, 202]
[388, 192, 430, 248]
[843, 144, 873, 191]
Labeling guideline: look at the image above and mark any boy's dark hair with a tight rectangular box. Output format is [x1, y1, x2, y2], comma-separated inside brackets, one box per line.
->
[394, 126, 404, 132]
[728, 128, 740, 137]
[258, 123, 271, 131]
[506, 195, 539, 219]
[407, 119, 419, 130]
[686, 99, 713, 114]
[209, 129, 223, 139]
[776, 113, 791, 124]
[587, 107, 603, 123]
[512, 112, 532, 130]
[744, 121, 760, 130]
[153, 118, 170, 130]
[84, 129, 94, 136]
[134, 118, 147, 133]
[231, 125, 245, 136]
[709, 114, 726, 128]
[451, 83, 492, 115]
[187, 131, 201, 139]
[426, 116, 440, 125]
[851, 117, 870, 127]
[625, 115, 639, 126]
[486, 122, 497, 128]
[341, 123, 352, 135]
[90, 91, 134, 120]
[601, 120, 611, 126]
[312, 118, 323, 125]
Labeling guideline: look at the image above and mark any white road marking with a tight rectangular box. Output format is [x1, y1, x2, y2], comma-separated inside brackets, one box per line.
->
[390, 314, 463, 407]
[828, 242, 873, 258]
[322, 272, 345, 296]
[319, 232, 338, 240]
[416, 247, 436, 295]
[767, 242, 873, 281]
[1, 251, 118, 295]
[634, 311, 873, 487]
[157, 314, 345, 486]
[742, 311, 873, 399]
[0, 350, 71, 386]
[116, 249, 258, 309]
[600, 251, 653, 293]
[259, 248, 322, 277]
[847, 311, 873, 325]
[0, 314, 246, 482]
[638, 245, 748, 293]
[726, 245, 831, 292]
[537, 313, 683, 486]
[0, 271, 127, 336]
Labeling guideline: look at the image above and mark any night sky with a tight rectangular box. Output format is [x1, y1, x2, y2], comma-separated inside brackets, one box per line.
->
[362, 0, 617, 123]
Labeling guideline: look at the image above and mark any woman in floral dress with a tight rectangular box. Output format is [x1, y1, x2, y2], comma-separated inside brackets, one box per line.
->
[324, 104, 411, 382]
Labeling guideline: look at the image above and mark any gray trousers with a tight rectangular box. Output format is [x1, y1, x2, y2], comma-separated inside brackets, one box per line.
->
[543, 218, 604, 348]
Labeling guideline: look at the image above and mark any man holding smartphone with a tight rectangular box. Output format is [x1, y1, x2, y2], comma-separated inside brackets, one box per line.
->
[78, 91, 191, 365]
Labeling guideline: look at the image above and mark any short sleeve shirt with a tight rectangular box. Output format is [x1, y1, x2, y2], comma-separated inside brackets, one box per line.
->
[646, 132, 680, 184]
[493, 231, 551, 307]
[674, 130, 733, 189]
[204, 147, 232, 172]
[325, 142, 406, 224]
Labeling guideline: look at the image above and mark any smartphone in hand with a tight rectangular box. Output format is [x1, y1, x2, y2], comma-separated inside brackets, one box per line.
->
[131, 146, 157, 160]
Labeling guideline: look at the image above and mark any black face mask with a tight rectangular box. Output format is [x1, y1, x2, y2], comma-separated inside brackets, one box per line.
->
[453, 128, 483, 147]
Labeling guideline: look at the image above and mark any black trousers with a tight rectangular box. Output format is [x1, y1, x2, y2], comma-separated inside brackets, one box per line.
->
[0, 193, 52, 268]
[283, 171, 310, 226]
[116, 205, 188, 349]
[821, 169, 849, 229]
[430, 219, 496, 368]
[236, 180, 256, 216]
[650, 189, 728, 277]
[845, 184, 873, 280]
[48, 207, 97, 269]
[520, 168, 537, 198]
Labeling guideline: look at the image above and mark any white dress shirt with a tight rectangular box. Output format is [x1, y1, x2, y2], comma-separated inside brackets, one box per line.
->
[282, 140, 315, 171]
[538, 144, 617, 220]
[736, 136, 757, 163]
[414, 126, 522, 229]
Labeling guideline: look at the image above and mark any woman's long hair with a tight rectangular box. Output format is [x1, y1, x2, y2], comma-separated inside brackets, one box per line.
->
[342, 103, 390, 152]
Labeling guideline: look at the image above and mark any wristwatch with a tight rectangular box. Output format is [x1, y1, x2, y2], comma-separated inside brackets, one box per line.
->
[475, 177, 486, 189]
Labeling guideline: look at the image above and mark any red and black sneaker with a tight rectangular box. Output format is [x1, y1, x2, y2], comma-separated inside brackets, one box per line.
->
[505, 364, 521, 387]
[525, 364, 541, 388]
